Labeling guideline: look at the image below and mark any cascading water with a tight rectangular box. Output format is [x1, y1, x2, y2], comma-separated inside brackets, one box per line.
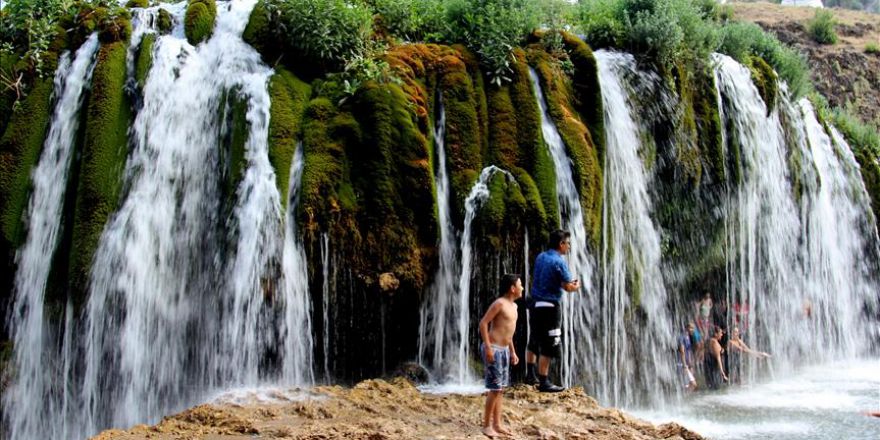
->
[785, 99, 879, 361]
[320, 231, 331, 381]
[417, 98, 464, 382]
[715, 51, 879, 381]
[715, 55, 802, 374]
[59, 0, 310, 436]
[419, 160, 515, 388]
[528, 67, 596, 391]
[593, 51, 674, 407]
[280, 143, 314, 385]
[455, 166, 516, 383]
[3, 33, 100, 440]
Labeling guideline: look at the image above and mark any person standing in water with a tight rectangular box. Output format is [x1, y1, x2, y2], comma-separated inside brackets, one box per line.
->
[478, 274, 523, 438]
[705, 326, 728, 389]
[677, 323, 698, 391]
[524, 230, 581, 392]
[727, 326, 770, 384]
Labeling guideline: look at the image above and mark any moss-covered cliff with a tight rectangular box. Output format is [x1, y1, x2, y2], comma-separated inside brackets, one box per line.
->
[68, 41, 132, 301]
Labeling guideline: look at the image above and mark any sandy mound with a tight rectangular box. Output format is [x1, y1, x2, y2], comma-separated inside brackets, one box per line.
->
[91, 378, 702, 439]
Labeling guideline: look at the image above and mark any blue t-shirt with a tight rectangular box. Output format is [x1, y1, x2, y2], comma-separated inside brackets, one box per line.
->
[530, 249, 573, 303]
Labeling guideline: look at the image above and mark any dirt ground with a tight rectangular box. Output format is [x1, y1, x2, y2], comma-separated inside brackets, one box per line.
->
[91, 379, 703, 440]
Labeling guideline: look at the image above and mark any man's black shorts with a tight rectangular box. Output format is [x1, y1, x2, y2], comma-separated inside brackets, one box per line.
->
[527, 302, 562, 359]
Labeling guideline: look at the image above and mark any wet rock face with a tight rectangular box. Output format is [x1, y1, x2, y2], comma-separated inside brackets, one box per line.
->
[93, 378, 705, 440]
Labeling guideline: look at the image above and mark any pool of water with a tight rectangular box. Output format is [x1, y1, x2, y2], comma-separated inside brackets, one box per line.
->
[632, 359, 880, 440]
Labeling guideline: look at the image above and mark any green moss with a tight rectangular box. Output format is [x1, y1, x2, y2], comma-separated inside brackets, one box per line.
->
[69, 42, 132, 299]
[100, 14, 132, 45]
[481, 175, 510, 246]
[505, 56, 559, 234]
[75, 6, 132, 45]
[748, 56, 778, 116]
[438, 54, 482, 218]
[125, 0, 148, 8]
[345, 82, 437, 289]
[185, 0, 217, 45]
[243, 1, 273, 61]
[134, 33, 155, 90]
[486, 86, 520, 167]
[854, 147, 880, 227]
[0, 50, 16, 136]
[510, 167, 547, 233]
[268, 67, 311, 209]
[691, 65, 724, 184]
[528, 50, 603, 247]
[157, 9, 174, 35]
[300, 97, 352, 231]
[221, 88, 248, 206]
[670, 62, 724, 187]
[0, 78, 54, 248]
[561, 32, 605, 163]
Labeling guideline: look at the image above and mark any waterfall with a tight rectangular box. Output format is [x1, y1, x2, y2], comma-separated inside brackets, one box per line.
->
[528, 67, 597, 390]
[320, 231, 331, 381]
[419, 149, 514, 386]
[3, 33, 100, 440]
[73, 0, 312, 436]
[418, 98, 463, 381]
[593, 51, 674, 407]
[715, 53, 879, 377]
[455, 166, 515, 383]
[789, 99, 879, 359]
[280, 143, 314, 385]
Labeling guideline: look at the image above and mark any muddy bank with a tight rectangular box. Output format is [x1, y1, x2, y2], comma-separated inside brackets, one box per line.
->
[92, 378, 702, 439]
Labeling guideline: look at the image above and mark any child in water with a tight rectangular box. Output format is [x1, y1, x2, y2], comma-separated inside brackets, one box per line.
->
[478, 274, 523, 438]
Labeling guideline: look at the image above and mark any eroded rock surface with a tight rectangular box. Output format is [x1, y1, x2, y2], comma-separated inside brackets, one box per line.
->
[91, 378, 702, 439]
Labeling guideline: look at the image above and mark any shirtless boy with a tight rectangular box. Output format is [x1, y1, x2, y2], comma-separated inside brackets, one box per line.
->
[478, 273, 523, 438]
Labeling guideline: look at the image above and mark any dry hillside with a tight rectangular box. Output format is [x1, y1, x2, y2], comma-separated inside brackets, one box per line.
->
[732, 1, 880, 124]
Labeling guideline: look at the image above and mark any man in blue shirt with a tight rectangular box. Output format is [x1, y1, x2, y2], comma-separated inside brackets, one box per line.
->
[525, 230, 580, 392]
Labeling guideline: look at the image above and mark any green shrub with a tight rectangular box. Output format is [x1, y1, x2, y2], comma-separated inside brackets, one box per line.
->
[866, 42, 880, 54]
[445, 0, 539, 85]
[807, 9, 838, 45]
[718, 21, 812, 99]
[264, 0, 372, 71]
[831, 107, 880, 156]
[369, 0, 447, 42]
[574, 0, 719, 72]
[0, 0, 71, 75]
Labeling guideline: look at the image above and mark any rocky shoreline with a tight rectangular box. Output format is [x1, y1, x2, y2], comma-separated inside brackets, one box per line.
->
[92, 378, 703, 439]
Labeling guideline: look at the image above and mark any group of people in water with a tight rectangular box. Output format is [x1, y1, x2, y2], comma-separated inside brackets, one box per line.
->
[678, 294, 771, 391]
